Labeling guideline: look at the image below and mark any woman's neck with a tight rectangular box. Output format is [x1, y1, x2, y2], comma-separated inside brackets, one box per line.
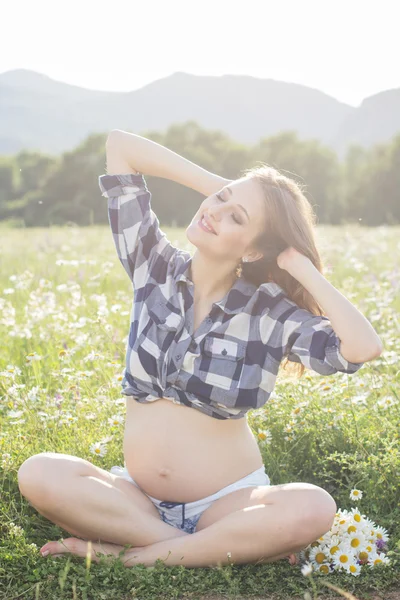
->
[190, 252, 237, 302]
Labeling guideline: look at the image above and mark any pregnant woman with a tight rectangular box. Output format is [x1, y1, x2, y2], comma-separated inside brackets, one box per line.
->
[18, 130, 383, 569]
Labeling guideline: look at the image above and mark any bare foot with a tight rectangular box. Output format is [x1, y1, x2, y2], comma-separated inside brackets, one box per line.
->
[287, 553, 300, 565]
[39, 537, 142, 565]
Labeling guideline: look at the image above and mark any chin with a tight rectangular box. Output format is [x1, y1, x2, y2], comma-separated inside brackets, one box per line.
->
[185, 223, 201, 247]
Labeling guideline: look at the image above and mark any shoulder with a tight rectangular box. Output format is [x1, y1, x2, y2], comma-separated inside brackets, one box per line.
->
[255, 281, 295, 314]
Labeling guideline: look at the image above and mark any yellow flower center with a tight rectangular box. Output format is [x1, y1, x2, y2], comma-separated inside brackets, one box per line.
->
[348, 525, 357, 533]
[319, 565, 330, 574]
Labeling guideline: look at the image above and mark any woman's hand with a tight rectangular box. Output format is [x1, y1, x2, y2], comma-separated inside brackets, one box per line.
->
[277, 245, 383, 361]
[276, 246, 312, 276]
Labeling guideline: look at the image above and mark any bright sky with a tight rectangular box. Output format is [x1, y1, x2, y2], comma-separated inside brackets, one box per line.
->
[1, 0, 398, 107]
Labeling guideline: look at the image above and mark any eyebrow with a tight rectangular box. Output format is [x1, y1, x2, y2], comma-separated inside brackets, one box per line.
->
[224, 186, 250, 221]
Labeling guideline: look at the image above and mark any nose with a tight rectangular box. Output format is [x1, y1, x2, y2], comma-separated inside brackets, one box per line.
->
[207, 205, 222, 221]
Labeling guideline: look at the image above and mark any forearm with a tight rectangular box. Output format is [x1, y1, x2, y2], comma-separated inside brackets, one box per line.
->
[107, 129, 230, 196]
[292, 261, 383, 363]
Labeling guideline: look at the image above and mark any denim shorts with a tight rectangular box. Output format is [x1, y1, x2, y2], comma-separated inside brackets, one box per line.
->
[110, 464, 271, 534]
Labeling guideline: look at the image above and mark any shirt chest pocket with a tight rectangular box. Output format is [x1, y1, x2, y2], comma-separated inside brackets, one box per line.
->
[199, 336, 246, 391]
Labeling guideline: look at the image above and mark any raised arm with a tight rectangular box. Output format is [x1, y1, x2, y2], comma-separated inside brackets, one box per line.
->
[277, 247, 383, 364]
[106, 129, 231, 197]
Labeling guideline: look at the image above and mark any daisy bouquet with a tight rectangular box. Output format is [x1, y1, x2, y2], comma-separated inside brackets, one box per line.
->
[299, 489, 391, 577]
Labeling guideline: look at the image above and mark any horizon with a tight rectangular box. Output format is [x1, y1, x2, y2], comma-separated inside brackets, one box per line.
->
[1, 67, 398, 109]
[1, 0, 398, 108]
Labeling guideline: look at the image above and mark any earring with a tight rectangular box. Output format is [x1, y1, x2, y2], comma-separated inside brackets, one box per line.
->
[242, 257, 248, 262]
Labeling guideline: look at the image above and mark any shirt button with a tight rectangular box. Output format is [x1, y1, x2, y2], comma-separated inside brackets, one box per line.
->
[176, 354, 182, 360]
[206, 317, 213, 324]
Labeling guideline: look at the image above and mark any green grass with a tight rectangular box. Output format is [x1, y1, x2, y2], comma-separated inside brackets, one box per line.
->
[0, 224, 399, 600]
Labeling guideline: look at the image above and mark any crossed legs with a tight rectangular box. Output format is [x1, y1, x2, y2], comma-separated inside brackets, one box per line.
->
[18, 453, 335, 568]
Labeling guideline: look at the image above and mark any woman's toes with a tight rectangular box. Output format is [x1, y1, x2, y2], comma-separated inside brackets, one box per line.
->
[40, 537, 131, 564]
[40, 538, 84, 558]
[40, 537, 101, 560]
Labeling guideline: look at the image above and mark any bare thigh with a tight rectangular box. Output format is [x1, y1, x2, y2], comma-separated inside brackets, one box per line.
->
[17, 452, 162, 538]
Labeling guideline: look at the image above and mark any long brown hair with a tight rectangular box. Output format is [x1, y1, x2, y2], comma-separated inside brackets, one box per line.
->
[239, 163, 326, 378]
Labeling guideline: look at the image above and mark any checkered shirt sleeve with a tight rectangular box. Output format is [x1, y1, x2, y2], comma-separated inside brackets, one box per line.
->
[98, 172, 174, 288]
[282, 305, 365, 375]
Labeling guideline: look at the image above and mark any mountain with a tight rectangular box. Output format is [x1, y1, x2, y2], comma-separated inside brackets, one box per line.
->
[0, 69, 398, 157]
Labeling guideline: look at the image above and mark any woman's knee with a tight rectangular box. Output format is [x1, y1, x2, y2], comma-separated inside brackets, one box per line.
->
[279, 482, 337, 538]
[17, 452, 90, 501]
[300, 484, 337, 535]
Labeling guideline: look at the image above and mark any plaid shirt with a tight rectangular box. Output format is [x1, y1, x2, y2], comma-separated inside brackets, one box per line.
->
[98, 172, 364, 420]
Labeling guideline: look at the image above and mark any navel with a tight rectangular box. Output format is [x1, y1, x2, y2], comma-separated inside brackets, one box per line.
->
[158, 467, 172, 477]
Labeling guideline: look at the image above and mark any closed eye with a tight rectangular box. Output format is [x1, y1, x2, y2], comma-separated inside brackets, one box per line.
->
[216, 192, 242, 224]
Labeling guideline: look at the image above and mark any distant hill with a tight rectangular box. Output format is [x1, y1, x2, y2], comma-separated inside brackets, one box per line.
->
[0, 69, 399, 157]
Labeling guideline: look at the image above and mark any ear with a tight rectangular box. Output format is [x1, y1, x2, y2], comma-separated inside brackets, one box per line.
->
[247, 250, 264, 263]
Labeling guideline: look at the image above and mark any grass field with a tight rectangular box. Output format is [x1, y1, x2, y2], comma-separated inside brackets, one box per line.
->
[0, 223, 399, 600]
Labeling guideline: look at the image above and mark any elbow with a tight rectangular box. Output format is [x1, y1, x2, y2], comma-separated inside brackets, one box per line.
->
[362, 338, 384, 362]
[340, 336, 384, 363]
[372, 337, 384, 358]
[106, 131, 116, 147]
[106, 129, 124, 146]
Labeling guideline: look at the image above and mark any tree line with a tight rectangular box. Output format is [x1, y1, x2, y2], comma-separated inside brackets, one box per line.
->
[0, 121, 399, 227]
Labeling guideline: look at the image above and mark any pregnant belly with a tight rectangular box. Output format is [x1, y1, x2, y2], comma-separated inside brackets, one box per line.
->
[122, 397, 263, 502]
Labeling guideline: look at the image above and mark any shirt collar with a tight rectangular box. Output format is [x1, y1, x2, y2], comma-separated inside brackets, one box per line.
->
[176, 256, 257, 315]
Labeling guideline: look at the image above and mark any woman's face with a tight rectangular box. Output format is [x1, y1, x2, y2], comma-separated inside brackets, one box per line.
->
[186, 177, 267, 264]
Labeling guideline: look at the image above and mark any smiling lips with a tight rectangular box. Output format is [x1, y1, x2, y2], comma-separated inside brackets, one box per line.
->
[198, 215, 216, 234]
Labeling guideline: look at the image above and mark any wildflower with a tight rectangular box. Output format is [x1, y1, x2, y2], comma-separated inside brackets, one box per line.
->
[83, 351, 103, 362]
[257, 429, 272, 445]
[8, 522, 24, 537]
[7, 410, 24, 419]
[309, 544, 330, 565]
[114, 397, 126, 406]
[90, 442, 108, 457]
[1, 453, 12, 469]
[26, 352, 42, 364]
[350, 489, 363, 501]
[110, 304, 122, 313]
[59, 413, 78, 426]
[332, 542, 354, 569]
[300, 496, 391, 576]
[108, 414, 124, 426]
[0, 365, 22, 379]
[301, 562, 313, 576]
[377, 395, 397, 409]
[368, 552, 391, 567]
